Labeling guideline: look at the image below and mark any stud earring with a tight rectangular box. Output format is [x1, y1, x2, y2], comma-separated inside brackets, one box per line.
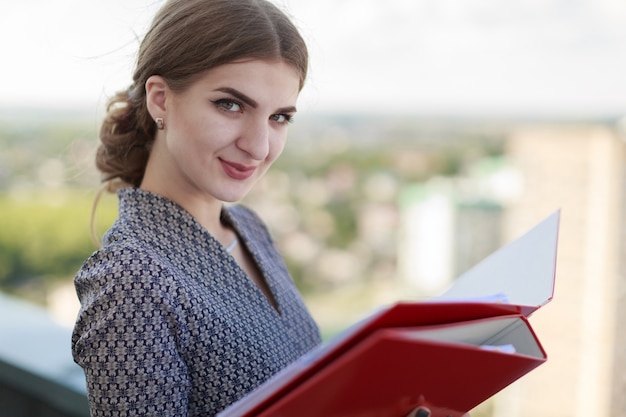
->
[155, 118, 165, 130]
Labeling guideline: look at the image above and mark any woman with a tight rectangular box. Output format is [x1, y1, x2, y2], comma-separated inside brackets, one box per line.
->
[71, 0, 321, 416]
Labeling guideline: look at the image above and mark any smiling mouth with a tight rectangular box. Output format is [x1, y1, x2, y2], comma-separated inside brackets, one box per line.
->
[220, 159, 256, 180]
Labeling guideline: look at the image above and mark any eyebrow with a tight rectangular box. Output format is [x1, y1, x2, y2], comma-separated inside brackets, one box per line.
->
[214, 87, 297, 114]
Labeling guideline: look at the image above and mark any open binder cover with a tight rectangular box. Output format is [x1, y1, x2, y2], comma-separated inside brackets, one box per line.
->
[218, 210, 560, 417]
[436, 210, 560, 317]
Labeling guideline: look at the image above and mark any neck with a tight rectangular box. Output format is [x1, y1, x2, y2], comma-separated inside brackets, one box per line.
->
[140, 137, 234, 244]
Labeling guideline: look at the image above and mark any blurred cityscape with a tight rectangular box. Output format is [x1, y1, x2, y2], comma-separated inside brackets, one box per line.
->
[1, 108, 625, 416]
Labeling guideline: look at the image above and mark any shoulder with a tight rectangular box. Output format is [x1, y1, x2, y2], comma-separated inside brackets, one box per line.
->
[72, 240, 187, 346]
[74, 239, 174, 305]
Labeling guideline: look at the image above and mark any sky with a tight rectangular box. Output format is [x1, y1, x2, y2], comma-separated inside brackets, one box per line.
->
[2, 0, 626, 118]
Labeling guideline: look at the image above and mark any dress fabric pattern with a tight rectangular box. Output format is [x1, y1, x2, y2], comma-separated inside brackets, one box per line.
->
[71, 188, 321, 417]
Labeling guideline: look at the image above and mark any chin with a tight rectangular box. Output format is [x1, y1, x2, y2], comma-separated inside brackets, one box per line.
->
[210, 182, 255, 204]
[216, 190, 250, 204]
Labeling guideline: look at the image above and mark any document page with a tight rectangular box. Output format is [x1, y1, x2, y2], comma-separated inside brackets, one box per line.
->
[396, 316, 544, 358]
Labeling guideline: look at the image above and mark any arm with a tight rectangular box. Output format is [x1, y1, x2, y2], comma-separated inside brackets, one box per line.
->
[72, 248, 191, 417]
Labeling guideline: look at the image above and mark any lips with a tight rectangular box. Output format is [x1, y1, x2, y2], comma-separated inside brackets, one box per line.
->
[220, 159, 256, 180]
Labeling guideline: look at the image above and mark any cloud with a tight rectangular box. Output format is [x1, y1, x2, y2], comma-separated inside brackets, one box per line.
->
[291, 0, 626, 116]
[3, 0, 626, 117]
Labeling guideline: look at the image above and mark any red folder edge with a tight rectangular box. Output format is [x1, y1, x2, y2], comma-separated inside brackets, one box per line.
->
[258, 314, 547, 417]
[222, 301, 530, 417]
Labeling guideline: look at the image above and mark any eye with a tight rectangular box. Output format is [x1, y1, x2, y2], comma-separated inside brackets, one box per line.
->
[212, 99, 243, 113]
[271, 113, 293, 125]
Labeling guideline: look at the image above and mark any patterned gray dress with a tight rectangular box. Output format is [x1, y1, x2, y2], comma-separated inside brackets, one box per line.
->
[71, 188, 321, 416]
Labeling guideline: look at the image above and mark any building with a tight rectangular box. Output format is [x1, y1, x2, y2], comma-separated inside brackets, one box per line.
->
[493, 123, 625, 417]
[397, 122, 625, 416]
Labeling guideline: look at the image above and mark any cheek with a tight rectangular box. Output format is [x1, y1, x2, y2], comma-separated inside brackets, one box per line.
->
[169, 130, 206, 159]
[267, 134, 288, 163]
[171, 118, 223, 156]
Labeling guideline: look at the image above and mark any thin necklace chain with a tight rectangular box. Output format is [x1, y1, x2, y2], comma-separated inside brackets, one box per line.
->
[226, 237, 238, 253]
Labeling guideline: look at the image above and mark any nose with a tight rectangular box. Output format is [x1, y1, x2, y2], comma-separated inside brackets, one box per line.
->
[237, 117, 270, 161]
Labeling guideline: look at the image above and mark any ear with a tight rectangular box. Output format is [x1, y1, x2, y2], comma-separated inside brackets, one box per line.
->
[145, 75, 169, 119]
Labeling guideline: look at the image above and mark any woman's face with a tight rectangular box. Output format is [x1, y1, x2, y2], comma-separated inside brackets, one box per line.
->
[146, 59, 301, 205]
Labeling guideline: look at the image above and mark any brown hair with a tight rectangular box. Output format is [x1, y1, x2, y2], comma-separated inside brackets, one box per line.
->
[96, 0, 308, 191]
